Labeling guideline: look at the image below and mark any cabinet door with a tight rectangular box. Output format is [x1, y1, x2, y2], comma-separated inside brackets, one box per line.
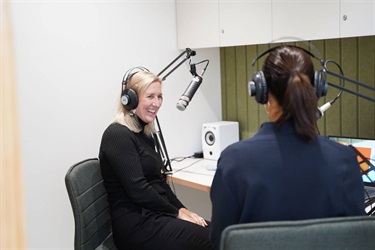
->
[340, 0, 374, 38]
[219, 0, 272, 46]
[176, 0, 220, 49]
[272, 0, 340, 42]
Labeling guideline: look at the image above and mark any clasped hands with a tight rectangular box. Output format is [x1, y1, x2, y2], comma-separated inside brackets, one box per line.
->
[178, 208, 208, 227]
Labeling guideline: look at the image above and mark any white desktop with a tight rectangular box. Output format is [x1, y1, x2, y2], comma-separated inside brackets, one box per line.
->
[168, 158, 217, 192]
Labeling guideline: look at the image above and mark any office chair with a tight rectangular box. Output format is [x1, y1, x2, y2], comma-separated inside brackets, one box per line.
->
[220, 216, 375, 250]
[65, 158, 117, 250]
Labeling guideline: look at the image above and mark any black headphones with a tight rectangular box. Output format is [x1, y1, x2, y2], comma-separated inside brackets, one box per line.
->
[121, 66, 150, 110]
[248, 45, 328, 104]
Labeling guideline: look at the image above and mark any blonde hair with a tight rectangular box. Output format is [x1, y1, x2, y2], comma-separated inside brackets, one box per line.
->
[114, 70, 162, 136]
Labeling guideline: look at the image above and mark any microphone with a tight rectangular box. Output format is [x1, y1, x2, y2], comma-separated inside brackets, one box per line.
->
[316, 101, 332, 120]
[176, 75, 203, 111]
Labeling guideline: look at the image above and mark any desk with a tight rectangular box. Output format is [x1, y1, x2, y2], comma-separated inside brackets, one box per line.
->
[168, 158, 375, 219]
[167, 158, 217, 192]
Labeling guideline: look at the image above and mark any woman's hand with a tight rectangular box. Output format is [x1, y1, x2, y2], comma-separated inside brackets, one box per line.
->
[177, 208, 208, 227]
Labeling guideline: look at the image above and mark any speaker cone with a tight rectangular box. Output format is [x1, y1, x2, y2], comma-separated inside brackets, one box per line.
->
[204, 131, 215, 146]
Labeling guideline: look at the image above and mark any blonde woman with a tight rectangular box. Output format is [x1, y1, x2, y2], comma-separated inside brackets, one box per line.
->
[99, 68, 213, 250]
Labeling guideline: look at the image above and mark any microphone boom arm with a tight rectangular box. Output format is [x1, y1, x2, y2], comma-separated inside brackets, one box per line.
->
[154, 48, 198, 173]
[323, 68, 375, 103]
[157, 48, 196, 81]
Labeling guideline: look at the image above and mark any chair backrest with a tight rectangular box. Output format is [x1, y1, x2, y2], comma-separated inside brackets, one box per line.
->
[65, 158, 117, 250]
[220, 216, 375, 250]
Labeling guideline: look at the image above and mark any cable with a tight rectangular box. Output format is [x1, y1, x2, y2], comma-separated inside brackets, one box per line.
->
[167, 157, 204, 195]
[170, 155, 195, 162]
[323, 59, 345, 105]
[189, 59, 209, 77]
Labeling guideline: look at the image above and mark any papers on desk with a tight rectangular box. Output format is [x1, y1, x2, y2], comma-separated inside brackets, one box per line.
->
[169, 158, 217, 191]
[171, 158, 217, 174]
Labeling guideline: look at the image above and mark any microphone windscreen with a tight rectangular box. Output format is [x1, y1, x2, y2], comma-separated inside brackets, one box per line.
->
[176, 96, 189, 111]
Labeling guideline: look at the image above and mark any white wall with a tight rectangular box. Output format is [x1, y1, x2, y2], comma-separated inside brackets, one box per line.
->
[9, 1, 221, 248]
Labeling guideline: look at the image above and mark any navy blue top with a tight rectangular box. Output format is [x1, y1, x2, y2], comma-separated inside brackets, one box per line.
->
[210, 121, 366, 249]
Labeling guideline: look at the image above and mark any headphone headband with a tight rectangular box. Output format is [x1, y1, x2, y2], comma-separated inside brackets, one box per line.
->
[122, 66, 150, 86]
[251, 45, 318, 67]
[248, 44, 328, 104]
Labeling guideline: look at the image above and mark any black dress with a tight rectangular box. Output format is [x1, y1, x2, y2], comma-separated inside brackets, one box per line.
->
[99, 118, 213, 250]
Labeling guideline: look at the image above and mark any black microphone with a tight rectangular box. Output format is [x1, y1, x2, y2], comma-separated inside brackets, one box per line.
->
[316, 101, 332, 120]
[176, 75, 203, 111]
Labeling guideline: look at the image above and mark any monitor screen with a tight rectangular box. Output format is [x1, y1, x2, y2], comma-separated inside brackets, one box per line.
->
[329, 136, 375, 184]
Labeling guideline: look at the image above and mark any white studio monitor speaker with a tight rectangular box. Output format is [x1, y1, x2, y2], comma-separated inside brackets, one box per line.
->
[202, 121, 239, 160]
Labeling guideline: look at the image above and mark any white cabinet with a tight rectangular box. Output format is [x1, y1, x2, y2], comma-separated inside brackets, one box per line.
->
[219, 1, 272, 47]
[272, 0, 340, 42]
[340, 0, 375, 38]
[176, 0, 375, 49]
[176, 0, 271, 49]
[176, 0, 220, 49]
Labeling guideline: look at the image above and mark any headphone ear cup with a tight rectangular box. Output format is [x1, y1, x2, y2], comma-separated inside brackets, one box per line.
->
[121, 88, 138, 110]
[249, 71, 268, 104]
[314, 70, 328, 98]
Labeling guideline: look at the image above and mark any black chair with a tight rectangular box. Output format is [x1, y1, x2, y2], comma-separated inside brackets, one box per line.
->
[220, 216, 375, 250]
[65, 158, 117, 250]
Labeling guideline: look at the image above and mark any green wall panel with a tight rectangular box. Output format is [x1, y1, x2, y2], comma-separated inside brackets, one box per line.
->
[220, 36, 375, 140]
[358, 37, 375, 138]
[341, 38, 359, 137]
[325, 39, 342, 137]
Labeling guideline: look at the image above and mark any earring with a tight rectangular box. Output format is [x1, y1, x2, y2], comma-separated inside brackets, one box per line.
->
[129, 109, 136, 117]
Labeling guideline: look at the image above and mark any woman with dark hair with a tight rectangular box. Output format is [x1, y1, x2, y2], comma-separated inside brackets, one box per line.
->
[262, 45, 319, 141]
[210, 45, 365, 249]
[99, 69, 213, 250]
